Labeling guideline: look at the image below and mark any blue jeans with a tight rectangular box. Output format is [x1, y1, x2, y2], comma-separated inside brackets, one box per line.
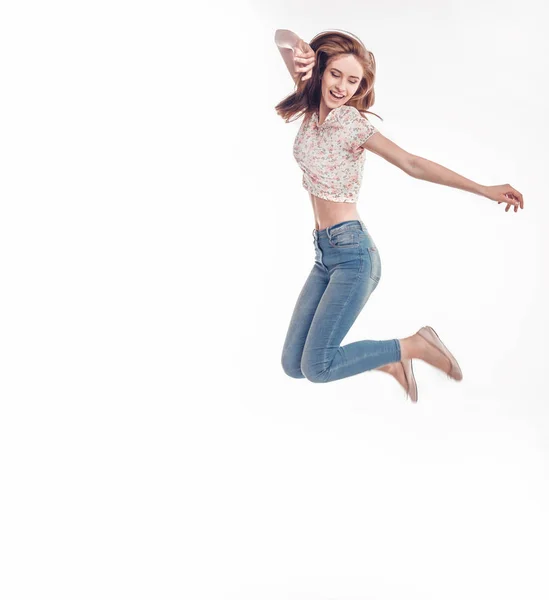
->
[281, 219, 401, 383]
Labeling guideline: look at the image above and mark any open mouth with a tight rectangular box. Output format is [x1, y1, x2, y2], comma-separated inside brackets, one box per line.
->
[330, 91, 345, 99]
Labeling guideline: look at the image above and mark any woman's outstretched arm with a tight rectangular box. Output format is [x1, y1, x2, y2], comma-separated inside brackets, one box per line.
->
[362, 132, 523, 211]
[410, 156, 523, 210]
[409, 155, 486, 197]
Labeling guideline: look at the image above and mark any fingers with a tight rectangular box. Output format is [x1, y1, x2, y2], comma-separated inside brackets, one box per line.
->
[294, 48, 314, 59]
[502, 189, 523, 213]
[294, 49, 315, 79]
[511, 186, 524, 209]
[294, 54, 315, 64]
[500, 196, 517, 213]
[506, 186, 524, 210]
[491, 184, 524, 214]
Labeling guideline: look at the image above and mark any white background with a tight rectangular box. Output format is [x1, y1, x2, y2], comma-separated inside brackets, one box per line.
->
[1, 0, 548, 599]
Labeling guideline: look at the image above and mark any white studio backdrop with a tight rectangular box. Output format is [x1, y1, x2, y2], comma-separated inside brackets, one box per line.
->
[0, 0, 548, 599]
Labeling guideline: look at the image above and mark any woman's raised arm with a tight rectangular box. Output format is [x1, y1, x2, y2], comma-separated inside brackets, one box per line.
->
[275, 29, 315, 83]
[275, 29, 301, 83]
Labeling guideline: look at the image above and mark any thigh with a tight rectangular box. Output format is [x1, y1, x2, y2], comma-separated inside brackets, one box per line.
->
[302, 255, 377, 367]
[281, 261, 329, 363]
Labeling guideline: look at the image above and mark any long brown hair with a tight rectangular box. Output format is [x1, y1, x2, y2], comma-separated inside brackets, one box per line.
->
[274, 29, 382, 125]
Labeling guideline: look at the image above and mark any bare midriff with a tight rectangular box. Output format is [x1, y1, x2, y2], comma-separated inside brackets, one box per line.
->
[310, 192, 362, 231]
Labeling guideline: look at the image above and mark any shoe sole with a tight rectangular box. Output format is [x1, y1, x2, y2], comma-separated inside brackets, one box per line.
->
[417, 325, 463, 381]
[401, 358, 418, 403]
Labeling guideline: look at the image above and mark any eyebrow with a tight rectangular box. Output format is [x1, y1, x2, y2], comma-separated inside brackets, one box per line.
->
[330, 68, 361, 80]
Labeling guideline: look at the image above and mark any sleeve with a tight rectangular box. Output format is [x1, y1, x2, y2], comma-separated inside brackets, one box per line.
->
[339, 106, 379, 152]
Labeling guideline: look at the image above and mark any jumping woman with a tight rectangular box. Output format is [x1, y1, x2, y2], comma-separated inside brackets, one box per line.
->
[275, 28, 524, 402]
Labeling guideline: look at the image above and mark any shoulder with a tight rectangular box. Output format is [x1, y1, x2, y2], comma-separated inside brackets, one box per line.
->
[335, 104, 365, 126]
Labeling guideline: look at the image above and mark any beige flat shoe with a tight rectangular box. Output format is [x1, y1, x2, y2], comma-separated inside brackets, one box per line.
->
[417, 325, 463, 381]
[400, 359, 418, 403]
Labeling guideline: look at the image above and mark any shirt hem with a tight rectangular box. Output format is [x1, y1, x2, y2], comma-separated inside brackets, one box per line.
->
[302, 182, 358, 203]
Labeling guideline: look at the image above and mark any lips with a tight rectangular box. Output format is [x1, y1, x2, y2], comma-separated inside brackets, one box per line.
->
[330, 90, 345, 99]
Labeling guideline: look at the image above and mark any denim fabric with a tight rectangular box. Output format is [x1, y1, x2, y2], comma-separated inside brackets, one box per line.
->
[281, 219, 401, 383]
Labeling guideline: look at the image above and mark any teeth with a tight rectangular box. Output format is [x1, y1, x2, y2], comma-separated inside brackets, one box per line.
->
[330, 91, 344, 99]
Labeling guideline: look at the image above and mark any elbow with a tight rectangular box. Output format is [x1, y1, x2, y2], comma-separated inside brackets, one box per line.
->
[407, 155, 421, 178]
[275, 29, 299, 49]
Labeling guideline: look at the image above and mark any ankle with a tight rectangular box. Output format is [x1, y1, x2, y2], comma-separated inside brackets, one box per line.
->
[399, 334, 419, 361]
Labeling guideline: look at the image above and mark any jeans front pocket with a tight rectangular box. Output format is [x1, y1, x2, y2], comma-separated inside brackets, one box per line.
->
[328, 230, 360, 249]
[367, 246, 381, 283]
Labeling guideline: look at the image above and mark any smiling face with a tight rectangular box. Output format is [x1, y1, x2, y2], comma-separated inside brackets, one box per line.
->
[320, 54, 364, 110]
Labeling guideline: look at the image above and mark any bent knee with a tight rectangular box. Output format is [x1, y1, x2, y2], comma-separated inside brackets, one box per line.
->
[300, 361, 329, 383]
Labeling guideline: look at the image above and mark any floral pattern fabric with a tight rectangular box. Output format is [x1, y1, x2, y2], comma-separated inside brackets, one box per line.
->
[292, 104, 379, 203]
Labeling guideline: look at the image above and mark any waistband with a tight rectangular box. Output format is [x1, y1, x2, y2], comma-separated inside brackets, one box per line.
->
[312, 219, 367, 241]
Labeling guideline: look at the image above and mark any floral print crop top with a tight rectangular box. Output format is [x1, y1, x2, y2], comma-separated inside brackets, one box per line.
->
[293, 104, 379, 203]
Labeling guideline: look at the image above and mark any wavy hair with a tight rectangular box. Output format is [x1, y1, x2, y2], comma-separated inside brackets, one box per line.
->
[274, 29, 382, 125]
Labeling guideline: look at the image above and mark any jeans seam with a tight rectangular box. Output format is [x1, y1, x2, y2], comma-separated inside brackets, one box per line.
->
[394, 339, 402, 362]
[367, 247, 381, 283]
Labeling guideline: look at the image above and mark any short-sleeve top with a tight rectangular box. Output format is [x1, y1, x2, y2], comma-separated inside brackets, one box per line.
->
[292, 104, 379, 203]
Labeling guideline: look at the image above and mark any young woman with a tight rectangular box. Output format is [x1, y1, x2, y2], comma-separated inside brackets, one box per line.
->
[275, 29, 524, 402]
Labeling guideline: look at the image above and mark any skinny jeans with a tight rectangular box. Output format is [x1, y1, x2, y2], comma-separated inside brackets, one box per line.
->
[281, 219, 401, 383]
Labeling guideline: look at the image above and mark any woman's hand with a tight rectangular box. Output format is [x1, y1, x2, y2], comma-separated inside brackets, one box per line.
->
[483, 184, 524, 213]
[293, 39, 316, 81]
